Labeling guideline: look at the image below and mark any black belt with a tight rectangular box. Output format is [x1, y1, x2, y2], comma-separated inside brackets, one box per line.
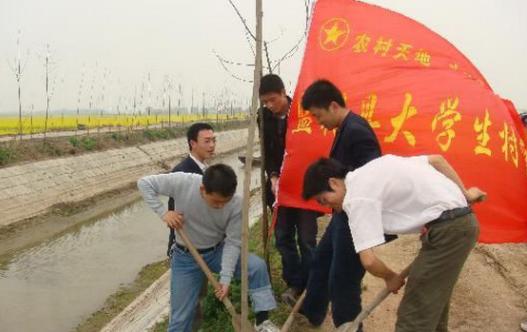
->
[425, 207, 472, 228]
[175, 242, 220, 254]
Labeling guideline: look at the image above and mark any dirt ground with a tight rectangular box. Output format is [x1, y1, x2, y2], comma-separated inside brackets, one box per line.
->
[288, 234, 527, 332]
[363, 236, 527, 331]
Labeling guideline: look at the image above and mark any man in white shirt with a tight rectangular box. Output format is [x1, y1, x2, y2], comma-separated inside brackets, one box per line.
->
[301, 155, 486, 332]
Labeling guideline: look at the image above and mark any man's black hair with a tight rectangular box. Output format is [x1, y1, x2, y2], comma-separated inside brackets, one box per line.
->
[202, 164, 237, 197]
[301, 79, 346, 110]
[302, 158, 348, 200]
[520, 112, 527, 128]
[259, 74, 285, 96]
[187, 122, 214, 150]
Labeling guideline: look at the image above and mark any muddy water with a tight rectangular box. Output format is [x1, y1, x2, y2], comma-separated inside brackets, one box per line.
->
[0, 153, 262, 332]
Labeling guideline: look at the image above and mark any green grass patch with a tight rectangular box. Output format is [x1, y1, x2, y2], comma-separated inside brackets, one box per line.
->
[143, 128, 170, 140]
[69, 136, 80, 147]
[81, 137, 97, 151]
[0, 146, 14, 166]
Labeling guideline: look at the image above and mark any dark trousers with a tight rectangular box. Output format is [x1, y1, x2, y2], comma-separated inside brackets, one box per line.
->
[274, 206, 319, 291]
[301, 211, 365, 328]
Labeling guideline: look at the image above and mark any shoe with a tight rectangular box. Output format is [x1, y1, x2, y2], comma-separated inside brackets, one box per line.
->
[281, 287, 301, 307]
[521, 320, 527, 332]
[255, 319, 280, 332]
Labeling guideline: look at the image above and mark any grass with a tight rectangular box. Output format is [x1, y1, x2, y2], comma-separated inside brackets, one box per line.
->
[80, 136, 97, 150]
[0, 146, 14, 166]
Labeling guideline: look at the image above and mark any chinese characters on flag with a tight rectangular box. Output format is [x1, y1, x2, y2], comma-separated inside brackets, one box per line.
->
[278, 0, 527, 243]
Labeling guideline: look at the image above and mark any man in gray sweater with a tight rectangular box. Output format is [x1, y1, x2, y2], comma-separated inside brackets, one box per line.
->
[138, 164, 278, 332]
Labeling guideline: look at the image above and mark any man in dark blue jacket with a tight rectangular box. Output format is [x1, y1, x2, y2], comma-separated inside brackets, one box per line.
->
[299, 79, 392, 330]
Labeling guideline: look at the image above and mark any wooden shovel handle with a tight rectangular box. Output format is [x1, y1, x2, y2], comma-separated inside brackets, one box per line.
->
[337, 263, 412, 332]
[280, 290, 306, 332]
[175, 228, 255, 332]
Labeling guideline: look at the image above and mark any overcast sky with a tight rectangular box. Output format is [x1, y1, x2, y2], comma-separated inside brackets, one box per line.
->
[0, 0, 525, 114]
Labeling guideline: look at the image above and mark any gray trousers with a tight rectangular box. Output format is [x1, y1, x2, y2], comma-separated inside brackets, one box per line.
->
[396, 213, 479, 332]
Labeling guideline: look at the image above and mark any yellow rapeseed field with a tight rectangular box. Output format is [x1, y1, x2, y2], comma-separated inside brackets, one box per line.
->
[0, 113, 246, 136]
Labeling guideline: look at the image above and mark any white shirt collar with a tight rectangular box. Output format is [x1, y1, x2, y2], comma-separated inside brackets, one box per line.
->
[189, 153, 207, 172]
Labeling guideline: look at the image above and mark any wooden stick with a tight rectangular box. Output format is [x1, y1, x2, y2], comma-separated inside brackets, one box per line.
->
[258, 106, 271, 281]
[175, 228, 254, 332]
[336, 263, 412, 332]
[280, 290, 306, 332]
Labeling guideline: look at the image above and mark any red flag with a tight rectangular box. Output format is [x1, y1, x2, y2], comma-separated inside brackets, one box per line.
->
[278, 0, 527, 243]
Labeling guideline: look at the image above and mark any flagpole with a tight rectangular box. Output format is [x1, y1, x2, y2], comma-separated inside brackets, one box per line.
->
[241, 0, 262, 330]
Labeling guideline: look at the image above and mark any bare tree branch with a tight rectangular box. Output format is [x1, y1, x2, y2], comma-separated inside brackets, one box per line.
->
[213, 50, 255, 67]
[244, 29, 256, 56]
[226, 0, 256, 41]
[264, 41, 272, 73]
[214, 51, 253, 83]
[271, 0, 314, 71]
[219, 0, 314, 80]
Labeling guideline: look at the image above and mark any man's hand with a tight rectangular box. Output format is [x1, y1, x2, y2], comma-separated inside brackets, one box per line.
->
[360, 249, 405, 294]
[270, 175, 279, 196]
[384, 272, 406, 294]
[162, 210, 184, 229]
[215, 283, 230, 301]
[465, 187, 487, 204]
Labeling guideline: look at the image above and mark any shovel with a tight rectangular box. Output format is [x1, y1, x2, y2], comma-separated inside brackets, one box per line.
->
[335, 263, 412, 332]
[175, 228, 255, 332]
[280, 290, 307, 332]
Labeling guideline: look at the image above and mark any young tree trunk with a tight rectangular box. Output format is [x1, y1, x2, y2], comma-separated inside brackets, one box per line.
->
[241, 0, 263, 330]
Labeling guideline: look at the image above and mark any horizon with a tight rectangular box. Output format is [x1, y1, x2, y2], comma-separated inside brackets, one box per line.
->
[1, 0, 526, 114]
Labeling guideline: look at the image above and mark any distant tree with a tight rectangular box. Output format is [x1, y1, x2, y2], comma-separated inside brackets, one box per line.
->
[7, 30, 29, 140]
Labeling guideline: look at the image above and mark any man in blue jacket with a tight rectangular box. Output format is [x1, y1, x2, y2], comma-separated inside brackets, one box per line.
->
[299, 79, 394, 329]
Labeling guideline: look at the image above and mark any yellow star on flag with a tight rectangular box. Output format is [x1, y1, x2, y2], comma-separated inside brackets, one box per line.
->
[323, 23, 345, 45]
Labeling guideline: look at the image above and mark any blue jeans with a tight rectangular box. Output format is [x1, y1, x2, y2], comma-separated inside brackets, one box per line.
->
[301, 212, 365, 327]
[168, 243, 276, 332]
